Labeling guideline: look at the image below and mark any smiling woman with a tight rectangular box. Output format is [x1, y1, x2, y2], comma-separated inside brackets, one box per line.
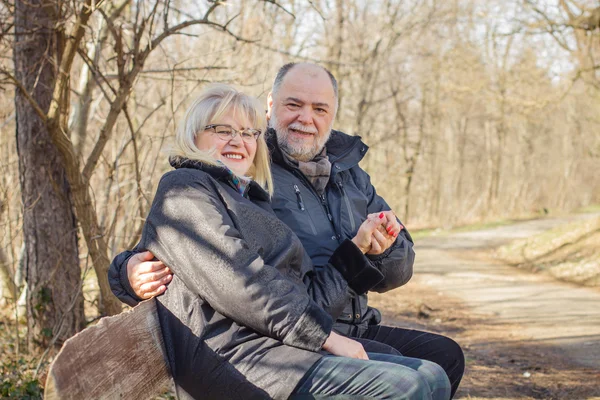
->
[170, 83, 273, 193]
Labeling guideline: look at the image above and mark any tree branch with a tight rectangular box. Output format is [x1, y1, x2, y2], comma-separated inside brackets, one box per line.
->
[47, 0, 94, 127]
[259, 0, 296, 19]
[0, 69, 47, 123]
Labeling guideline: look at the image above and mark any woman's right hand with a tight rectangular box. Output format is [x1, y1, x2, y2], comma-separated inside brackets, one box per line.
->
[351, 213, 387, 254]
[322, 331, 369, 360]
[127, 251, 173, 299]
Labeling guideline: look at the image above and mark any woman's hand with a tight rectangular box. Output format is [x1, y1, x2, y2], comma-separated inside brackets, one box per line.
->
[351, 213, 387, 253]
[366, 211, 404, 256]
[322, 331, 369, 360]
[127, 251, 173, 299]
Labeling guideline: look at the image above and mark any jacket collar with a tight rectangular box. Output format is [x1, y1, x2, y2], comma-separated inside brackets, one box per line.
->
[266, 128, 368, 172]
[169, 156, 270, 201]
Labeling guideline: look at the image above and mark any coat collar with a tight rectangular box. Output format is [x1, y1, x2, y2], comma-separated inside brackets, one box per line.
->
[266, 128, 368, 172]
[169, 156, 270, 201]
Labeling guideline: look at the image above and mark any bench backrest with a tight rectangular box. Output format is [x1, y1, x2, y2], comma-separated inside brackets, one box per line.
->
[44, 299, 172, 400]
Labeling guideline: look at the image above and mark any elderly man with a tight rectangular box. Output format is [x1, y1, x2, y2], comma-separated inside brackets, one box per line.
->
[109, 63, 464, 398]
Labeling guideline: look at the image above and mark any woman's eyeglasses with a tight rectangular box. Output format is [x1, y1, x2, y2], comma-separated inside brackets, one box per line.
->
[204, 124, 262, 143]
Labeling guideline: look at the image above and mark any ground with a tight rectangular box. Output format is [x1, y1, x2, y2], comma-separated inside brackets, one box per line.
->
[370, 213, 600, 400]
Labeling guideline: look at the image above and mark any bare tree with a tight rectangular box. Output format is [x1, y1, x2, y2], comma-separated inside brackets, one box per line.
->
[13, 0, 86, 349]
[2, 0, 282, 348]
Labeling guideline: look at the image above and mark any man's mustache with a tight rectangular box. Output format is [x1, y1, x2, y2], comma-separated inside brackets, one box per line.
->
[287, 123, 318, 135]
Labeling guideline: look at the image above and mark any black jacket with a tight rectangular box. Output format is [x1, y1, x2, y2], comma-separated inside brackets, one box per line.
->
[108, 159, 379, 399]
[268, 129, 415, 335]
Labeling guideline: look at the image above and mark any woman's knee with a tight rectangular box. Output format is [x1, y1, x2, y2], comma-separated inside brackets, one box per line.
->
[366, 353, 450, 399]
[376, 365, 433, 400]
[416, 359, 451, 400]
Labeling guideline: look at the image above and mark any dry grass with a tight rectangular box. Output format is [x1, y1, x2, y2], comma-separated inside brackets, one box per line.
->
[495, 217, 600, 287]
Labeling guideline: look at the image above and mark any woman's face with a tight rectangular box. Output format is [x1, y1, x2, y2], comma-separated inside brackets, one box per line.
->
[194, 112, 259, 176]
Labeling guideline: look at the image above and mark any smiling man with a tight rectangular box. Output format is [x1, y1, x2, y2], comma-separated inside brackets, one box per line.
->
[109, 63, 465, 398]
[265, 64, 464, 398]
[268, 63, 336, 162]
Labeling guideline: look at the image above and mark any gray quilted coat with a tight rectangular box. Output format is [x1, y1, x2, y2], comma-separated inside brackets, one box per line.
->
[110, 159, 381, 399]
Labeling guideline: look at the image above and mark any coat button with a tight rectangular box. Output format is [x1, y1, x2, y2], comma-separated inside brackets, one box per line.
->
[331, 236, 336, 240]
[355, 313, 360, 319]
[335, 165, 341, 169]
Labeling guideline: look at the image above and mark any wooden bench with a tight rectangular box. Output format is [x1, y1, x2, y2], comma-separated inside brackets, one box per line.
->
[44, 299, 173, 399]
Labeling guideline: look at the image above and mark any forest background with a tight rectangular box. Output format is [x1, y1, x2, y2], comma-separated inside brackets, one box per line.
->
[0, 0, 599, 396]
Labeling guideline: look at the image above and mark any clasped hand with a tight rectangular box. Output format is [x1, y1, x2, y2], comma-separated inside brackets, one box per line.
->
[351, 210, 403, 255]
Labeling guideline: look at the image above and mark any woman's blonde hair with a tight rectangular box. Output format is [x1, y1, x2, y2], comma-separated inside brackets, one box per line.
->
[171, 83, 273, 195]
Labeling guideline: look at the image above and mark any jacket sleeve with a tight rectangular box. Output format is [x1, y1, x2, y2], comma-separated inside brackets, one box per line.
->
[360, 169, 415, 293]
[303, 239, 384, 320]
[139, 171, 332, 353]
[108, 249, 143, 307]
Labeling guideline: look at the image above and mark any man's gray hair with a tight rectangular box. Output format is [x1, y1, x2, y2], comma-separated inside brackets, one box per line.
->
[272, 63, 339, 109]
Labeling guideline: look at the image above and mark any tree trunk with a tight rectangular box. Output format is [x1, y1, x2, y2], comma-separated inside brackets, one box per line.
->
[14, 0, 85, 349]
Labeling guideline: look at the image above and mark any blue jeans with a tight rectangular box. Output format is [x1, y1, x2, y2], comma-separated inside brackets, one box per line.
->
[358, 325, 464, 398]
[290, 353, 451, 400]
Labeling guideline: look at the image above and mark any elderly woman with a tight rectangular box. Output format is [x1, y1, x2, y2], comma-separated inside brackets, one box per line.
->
[109, 84, 450, 399]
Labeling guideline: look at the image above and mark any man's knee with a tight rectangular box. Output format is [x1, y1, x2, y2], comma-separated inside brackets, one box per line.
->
[442, 337, 465, 374]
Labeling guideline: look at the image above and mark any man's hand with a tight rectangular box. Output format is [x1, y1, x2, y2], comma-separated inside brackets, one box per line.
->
[322, 331, 369, 360]
[367, 210, 403, 256]
[127, 251, 173, 299]
[351, 213, 387, 253]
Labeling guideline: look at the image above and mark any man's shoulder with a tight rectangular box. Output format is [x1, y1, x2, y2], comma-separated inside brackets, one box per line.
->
[326, 130, 369, 167]
[326, 129, 363, 148]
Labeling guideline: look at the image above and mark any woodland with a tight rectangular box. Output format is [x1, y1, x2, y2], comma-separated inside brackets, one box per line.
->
[0, 0, 599, 397]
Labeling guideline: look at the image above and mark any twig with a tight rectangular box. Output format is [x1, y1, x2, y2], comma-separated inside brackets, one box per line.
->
[307, 0, 326, 21]
[139, 66, 227, 74]
[259, 0, 296, 19]
[0, 69, 47, 123]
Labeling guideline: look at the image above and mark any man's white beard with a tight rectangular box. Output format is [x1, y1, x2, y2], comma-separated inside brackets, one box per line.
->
[269, 111, 331, 162]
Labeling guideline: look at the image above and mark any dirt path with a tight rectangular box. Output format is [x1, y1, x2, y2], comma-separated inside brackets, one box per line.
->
[370, 214, 600, 399]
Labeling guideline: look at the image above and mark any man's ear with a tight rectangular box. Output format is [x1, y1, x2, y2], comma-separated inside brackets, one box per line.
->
[266, 92, 274, 120]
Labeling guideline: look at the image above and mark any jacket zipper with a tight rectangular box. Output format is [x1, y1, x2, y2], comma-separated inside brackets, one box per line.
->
[337, 181, 356, 232]
[319, 194, 334, 224]
[293, 171, 339, 240]
[294, 184, 317, 235]
[293, 184, 305, 210]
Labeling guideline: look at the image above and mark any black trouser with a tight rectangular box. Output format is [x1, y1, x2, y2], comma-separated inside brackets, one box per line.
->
[342, 324, 465, 399]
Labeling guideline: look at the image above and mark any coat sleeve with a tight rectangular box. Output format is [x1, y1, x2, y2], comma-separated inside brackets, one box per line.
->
[139, 171, 332, 352]
[303, 239, 384, 320]
[359, 169, 415, 293]
[107, 249, 142, 307]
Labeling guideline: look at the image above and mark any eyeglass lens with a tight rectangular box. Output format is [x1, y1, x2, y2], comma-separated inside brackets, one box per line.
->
[210, 125, 259, 142]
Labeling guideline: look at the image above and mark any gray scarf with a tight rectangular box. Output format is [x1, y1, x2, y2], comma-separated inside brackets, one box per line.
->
[283, 147, 332, 195]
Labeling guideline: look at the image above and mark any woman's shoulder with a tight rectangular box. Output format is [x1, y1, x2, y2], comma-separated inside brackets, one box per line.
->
[157, 167, 219, 192]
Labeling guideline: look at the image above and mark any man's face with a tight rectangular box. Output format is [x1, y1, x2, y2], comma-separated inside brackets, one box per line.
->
[267, 65, 336, 162]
